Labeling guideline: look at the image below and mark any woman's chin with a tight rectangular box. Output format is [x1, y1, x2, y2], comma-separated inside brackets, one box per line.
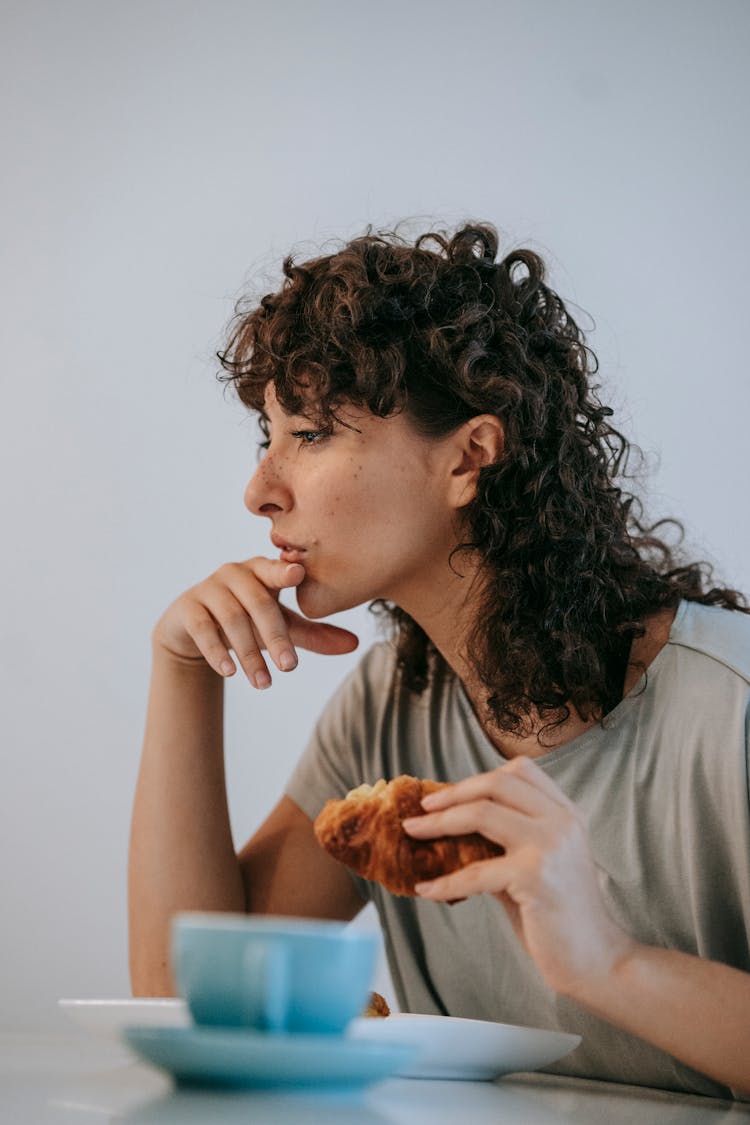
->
[295, 579, 363, 620]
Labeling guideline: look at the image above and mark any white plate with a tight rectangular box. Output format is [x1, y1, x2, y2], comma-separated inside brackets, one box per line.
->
[59, 998, 190, 1039]
[348, 1013, 581, 1080]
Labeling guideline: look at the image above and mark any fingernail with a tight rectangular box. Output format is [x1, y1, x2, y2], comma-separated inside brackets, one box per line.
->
[414, 882, 431, 895]
[278, 649, 297, 671]
[220, 661, 235, 676]
[254, 671, 272, 690]
[421, 793, 440, 808]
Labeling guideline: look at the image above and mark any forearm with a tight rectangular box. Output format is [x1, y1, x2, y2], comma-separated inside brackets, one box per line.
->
[127, 642, 245, 995]
[569, 943, 750, 1094]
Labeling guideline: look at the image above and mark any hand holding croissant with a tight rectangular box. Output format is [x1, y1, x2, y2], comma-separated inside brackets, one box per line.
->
[313, 774, 504, 896]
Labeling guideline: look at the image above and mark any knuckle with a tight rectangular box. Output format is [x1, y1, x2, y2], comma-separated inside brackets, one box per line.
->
[462, 862, 487, 891]
[524, 851, 544, 884]
[223, 609, 251, 631]
[187, 610, 214, 635]
[501, 757, 525, 779]
[245, 556, 273, 578]
[220, 561, 256, 584]
[264, 629, 289, 648]
[477, 800, 496, 833]
[251, 586, 278, 609]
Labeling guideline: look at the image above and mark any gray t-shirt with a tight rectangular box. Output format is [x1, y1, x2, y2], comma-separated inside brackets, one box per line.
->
[286, 600, 750, 1099]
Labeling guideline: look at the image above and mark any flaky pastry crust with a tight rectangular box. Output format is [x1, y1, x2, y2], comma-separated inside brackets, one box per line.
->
[313, 774, 504, 897]
[363, 990, 391, 1017]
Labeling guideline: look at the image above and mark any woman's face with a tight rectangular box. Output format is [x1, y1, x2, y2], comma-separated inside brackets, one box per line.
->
[244, 385, 465, 620]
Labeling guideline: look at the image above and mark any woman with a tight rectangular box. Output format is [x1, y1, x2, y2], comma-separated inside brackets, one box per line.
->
[128, 223, 750, 1097]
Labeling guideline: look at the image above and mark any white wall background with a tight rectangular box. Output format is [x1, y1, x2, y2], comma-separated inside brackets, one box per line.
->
[1, 0, 748, 1032]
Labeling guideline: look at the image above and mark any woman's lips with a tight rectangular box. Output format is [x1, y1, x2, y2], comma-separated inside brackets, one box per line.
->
[271, 534, 307, 564]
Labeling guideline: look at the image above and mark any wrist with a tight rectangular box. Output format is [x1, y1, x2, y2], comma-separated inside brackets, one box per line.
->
[564, 935, 644, 1014]
[151, 635, 221, 678]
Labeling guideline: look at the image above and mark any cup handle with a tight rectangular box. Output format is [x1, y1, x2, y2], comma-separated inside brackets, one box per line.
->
[241, 941, 290, 1032]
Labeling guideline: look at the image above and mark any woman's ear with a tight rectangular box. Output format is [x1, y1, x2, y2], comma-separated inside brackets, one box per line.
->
[448, 415, 504, 509]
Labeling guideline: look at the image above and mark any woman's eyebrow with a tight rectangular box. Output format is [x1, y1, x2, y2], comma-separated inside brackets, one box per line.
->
[256, 408, 322, 437]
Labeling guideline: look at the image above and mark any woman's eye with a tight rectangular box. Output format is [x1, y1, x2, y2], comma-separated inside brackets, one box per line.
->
[256, 428, 331, 455]
[291, 429, 330, 447]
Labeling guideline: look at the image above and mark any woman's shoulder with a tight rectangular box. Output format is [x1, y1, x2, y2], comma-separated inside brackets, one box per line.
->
[668, 600, 750, 687]
[348, 639, 399, 686]
[324, 639, 451, 732]
[319, 641, 400, 718]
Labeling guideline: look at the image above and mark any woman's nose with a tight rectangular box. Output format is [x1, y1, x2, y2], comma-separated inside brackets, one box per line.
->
[244, 454, 290, 516]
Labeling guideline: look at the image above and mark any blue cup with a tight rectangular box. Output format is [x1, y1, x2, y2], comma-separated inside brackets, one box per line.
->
[172, 913, 377, 1035]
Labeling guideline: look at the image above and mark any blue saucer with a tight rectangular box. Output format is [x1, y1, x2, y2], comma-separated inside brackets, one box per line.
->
[122, 1025, 415, 1089]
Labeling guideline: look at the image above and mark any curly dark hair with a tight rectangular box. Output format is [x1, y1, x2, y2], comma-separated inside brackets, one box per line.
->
[217, 222, 748, 738]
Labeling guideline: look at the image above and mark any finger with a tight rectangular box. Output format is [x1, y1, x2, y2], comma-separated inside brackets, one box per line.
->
[201, 589, 275, 688]
[216, 624, 239, 676]
[184, 605, 244, 680]
[223, 574, 300, 674]
[243, 557, 307, 592]
[402, 800, 528, 850]
[496, 890, 526, 947]
[419, 767, 551, 819]
[415, 855, 510, 901]
[501, 756, 574, 810]
[240, 559, 359, 654]
[282, 608, 360, 655]
[421, 758, 570, 815]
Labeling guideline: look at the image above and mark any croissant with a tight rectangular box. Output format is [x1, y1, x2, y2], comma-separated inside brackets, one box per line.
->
[313, 775, 504, 897]
[363, 991, 391, 1018]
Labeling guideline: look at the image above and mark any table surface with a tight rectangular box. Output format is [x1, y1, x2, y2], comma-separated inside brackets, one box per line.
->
[2, 1033, 749, 1124]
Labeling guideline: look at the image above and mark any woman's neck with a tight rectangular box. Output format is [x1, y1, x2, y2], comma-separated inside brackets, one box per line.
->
[402, 564, 677, 760]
